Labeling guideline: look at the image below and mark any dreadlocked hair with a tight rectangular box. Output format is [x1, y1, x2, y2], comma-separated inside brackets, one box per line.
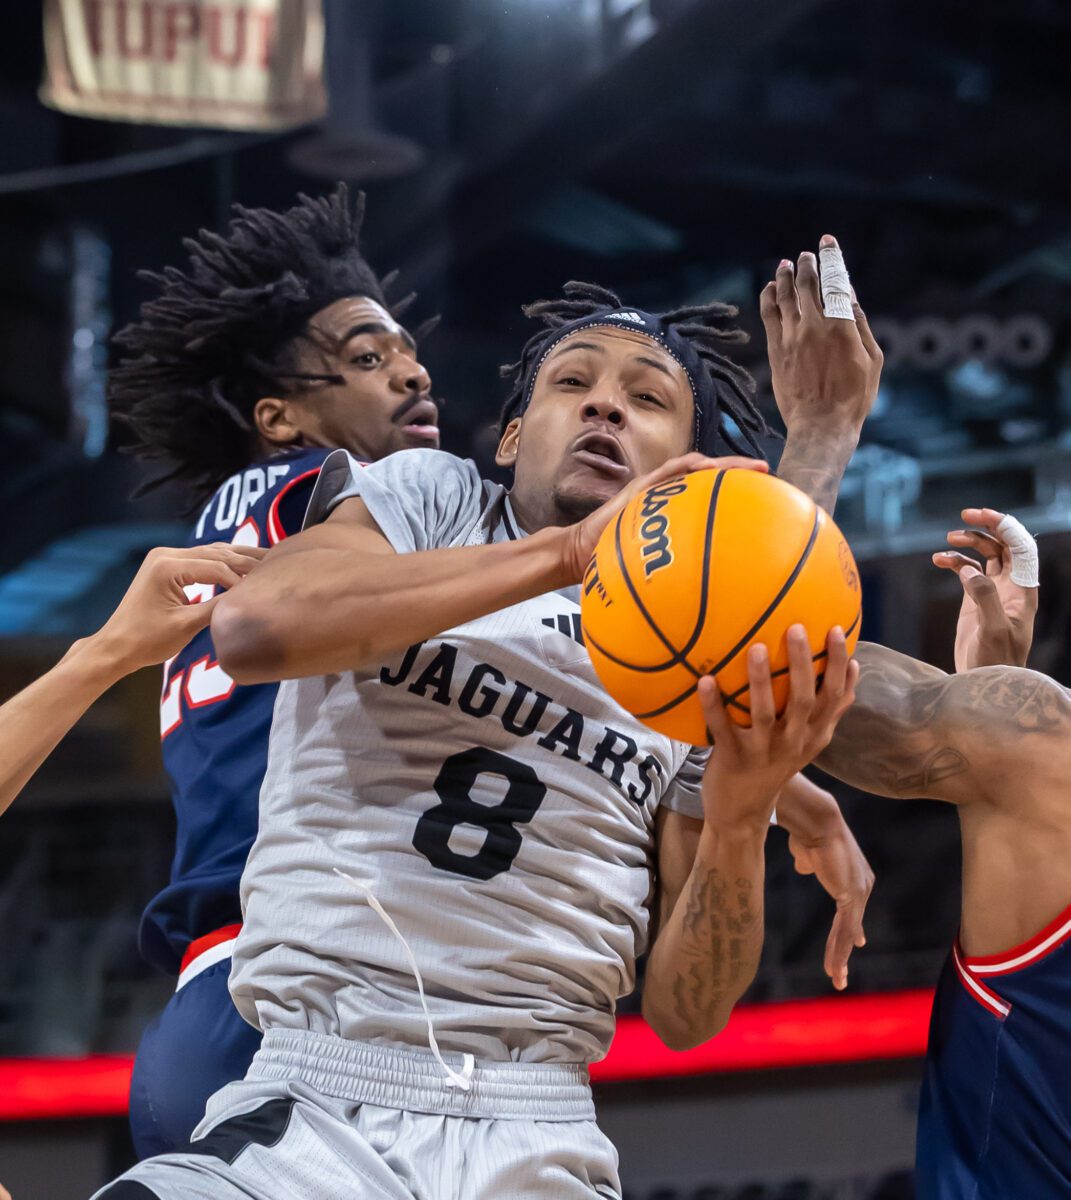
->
[498, 281, 769, 457]
[110, 184, 433, 506]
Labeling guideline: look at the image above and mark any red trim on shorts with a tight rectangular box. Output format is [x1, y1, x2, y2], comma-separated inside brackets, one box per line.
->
[962, 898, 1071, 977]
[267, 468, 321, 545]
[180, 924, 243, 975]
[952, 942, 1011, 1019]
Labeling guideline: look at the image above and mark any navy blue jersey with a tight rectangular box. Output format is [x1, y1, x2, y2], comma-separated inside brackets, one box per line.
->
[917, 901, 1071, 1199]
[140, 447, 332, 973]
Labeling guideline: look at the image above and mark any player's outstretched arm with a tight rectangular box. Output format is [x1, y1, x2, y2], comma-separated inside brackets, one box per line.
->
[762, 235, 883, 514]
[0, 544, 263, 818]
[643, 627, 858, 1050]
[817, 641, 1071, 803]
[212, 452, 765, 684]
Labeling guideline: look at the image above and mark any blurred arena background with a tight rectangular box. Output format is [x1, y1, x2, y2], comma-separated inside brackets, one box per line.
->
[1, 1, 1071, 1196]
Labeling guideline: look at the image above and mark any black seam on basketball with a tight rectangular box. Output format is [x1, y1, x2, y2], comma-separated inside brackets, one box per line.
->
[723, 650, 828, 704]
[721, 606, 861, 705]
[675, 467, 727, 661]
[635, 680, 700, 720]
[611, 502, 702, 676]
[633, 506, 821, 721]
[707, 506, 821, 679]
[602, 472, 726, 676]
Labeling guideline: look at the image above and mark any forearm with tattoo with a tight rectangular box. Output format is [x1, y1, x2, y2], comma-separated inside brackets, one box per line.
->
[818, 642, 1071, 802]
[775, 426, 860, 514]
[643, 830, 765, 1050]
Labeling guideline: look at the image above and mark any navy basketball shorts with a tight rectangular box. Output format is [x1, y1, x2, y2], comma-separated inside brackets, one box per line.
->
[128, 937, 261, 1159]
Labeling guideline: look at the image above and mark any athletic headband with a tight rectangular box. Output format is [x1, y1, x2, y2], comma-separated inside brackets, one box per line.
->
[517, 309, 718, 453]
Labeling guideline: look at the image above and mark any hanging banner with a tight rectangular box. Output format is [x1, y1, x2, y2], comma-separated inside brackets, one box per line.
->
[40, 0, 326, 130]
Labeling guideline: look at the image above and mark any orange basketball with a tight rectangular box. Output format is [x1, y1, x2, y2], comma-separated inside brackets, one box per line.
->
[580, 468, 862, 742]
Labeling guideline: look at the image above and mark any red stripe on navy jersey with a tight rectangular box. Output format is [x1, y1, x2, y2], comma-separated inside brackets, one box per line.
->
[267, 468, 322, 545]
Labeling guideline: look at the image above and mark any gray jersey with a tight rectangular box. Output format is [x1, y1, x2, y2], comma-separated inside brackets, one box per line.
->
[230, 448, 707, 1064]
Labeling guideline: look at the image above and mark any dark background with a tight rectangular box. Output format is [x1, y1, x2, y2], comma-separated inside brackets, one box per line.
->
[2, 2, 1071, 1197]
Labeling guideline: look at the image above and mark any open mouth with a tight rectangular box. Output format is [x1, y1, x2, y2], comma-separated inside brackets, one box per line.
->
[571, 431, 630, 477]
[396, 398, 440, 439]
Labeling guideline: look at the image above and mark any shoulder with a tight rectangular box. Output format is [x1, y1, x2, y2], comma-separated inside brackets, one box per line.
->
[943, 666, 1071, 738]
[362, 448, 484, 491]
[307, 449, 490, 540]
[190, 449, 334, 546]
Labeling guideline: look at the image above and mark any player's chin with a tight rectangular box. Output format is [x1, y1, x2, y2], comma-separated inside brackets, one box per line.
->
[552, 472, 626, 522]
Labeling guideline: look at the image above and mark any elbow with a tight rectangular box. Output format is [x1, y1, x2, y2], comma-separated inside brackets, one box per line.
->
[641, 996, 730, 1053]
[211, 593, 290, 685]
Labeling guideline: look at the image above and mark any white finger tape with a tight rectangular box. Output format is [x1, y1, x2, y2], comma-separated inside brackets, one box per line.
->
[819, 243, 854, 321]
[996, 513, 1039, 587]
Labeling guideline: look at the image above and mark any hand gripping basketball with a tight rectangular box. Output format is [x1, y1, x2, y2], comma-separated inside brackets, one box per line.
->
[581, 467, 863, 743]
[698, 625, 860, 810]
[558, 452, 768, 585]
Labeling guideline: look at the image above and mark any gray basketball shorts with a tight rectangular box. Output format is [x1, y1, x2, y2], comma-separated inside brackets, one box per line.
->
[92, 1029, 622, 1200]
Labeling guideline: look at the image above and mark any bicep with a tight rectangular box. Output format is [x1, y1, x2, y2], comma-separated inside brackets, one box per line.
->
[652, 806, 703, 940]
[820, 643, 1071, 804]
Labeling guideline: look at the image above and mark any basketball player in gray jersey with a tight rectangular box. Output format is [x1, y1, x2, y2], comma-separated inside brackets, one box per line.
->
[95, 249, 882, 1199]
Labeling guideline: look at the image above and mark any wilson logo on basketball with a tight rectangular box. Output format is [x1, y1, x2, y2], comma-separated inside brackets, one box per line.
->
[838, 539, 860, 591]
[638, 479, 687, 577]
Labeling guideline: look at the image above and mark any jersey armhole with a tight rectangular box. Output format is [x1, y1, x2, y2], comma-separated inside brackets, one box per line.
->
[267, 468, 322, 545]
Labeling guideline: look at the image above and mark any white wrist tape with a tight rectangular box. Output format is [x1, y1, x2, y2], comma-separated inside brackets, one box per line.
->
[995, 513, 1039, 587]
[819, 243, 854, 321]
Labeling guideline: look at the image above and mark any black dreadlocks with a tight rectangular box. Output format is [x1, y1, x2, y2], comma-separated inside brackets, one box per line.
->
[110, 185, 432, 506]
[498, 281, 769, 457]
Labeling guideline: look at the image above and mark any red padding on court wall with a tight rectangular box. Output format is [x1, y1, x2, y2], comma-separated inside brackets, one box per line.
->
[590, 987, 934, 1082]
[0, 989, 934, 1121]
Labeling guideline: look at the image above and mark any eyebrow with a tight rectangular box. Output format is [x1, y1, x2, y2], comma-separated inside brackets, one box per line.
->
[550, 340, 605, 359]
[552, 340, 674, 377]
[342, 321, 417, 353]
[634, 354, 674, 379]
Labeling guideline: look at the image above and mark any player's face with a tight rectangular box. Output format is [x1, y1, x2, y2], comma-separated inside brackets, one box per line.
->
[282, 297, 439, 461]
[498, 327, 694, 527]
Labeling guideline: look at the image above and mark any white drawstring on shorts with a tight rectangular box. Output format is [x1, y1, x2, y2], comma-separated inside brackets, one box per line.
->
[334, 868, 476, 1092]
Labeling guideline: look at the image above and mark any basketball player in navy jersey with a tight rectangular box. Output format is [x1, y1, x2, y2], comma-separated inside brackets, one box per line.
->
[815, 509, 1071, 1199]
[108, 186, 441, 1157]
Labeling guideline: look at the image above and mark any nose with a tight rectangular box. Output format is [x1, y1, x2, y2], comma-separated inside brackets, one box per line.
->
[389, 354, 431, 395]
[580, 390, 626, 429]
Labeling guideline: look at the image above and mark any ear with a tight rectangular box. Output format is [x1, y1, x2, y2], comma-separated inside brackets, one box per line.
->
[495, 417, 522, 468]
[253, 395, 303, 447]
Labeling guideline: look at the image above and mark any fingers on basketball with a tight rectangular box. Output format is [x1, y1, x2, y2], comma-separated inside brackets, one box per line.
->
[581, 468, 862, 743]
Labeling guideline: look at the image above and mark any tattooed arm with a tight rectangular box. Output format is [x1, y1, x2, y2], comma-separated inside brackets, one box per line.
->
[818, 642, 1071, 803]
[644, 807, 766, 1050]
[643, 627, 858, 1050]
